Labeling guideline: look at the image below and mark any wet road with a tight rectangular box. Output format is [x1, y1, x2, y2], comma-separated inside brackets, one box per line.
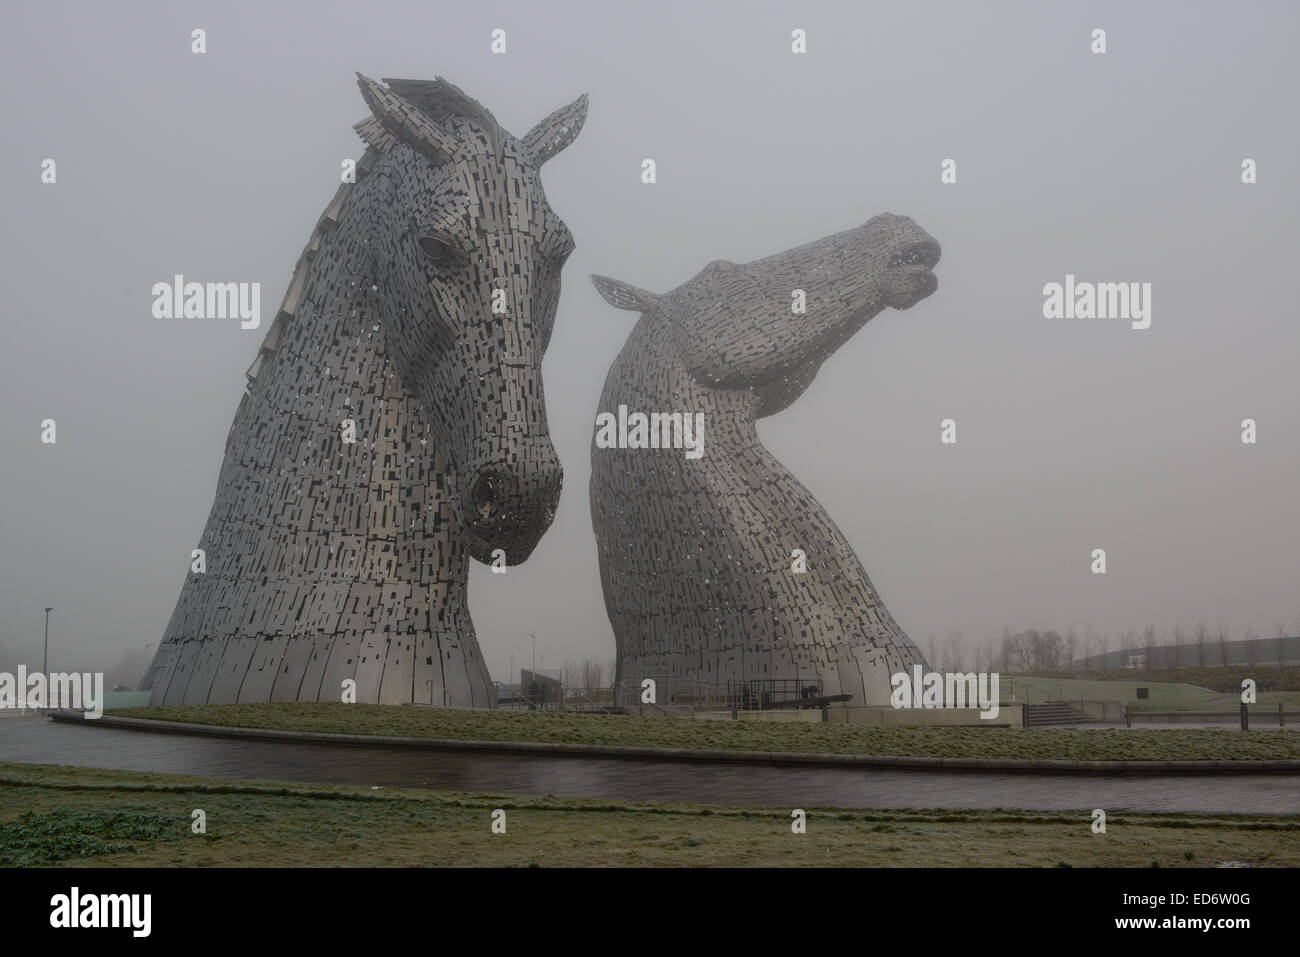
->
[1, 717, 1296, 813]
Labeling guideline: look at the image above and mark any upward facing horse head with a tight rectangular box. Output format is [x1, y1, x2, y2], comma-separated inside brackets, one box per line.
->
[588, 213, 941, 705]
[592, 213, 940, 417]
[356, 75, 586, 563]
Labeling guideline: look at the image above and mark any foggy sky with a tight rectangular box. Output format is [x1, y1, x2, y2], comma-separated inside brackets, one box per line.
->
[1, 0, 1297, 687]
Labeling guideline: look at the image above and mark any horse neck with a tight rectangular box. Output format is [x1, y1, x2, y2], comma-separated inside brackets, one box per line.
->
[215, 201, 468, 591]
[601, 315, 761, 468]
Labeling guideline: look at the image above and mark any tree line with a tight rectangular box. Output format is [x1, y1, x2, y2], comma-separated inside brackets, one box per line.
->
[923, 618, 1300, 674]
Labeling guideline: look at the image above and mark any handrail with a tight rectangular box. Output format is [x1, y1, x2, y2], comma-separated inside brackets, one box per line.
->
[491, 680, 618, 714]
[1003, 677, 1123, 712]
[426, 678, 473, 710]
[563, 685, 618, 716]
[487, 677, 832, 716]
[612, 681, 668, 715]
[491, 680, 544, 710]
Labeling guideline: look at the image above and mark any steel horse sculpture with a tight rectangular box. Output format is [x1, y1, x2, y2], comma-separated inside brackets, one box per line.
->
[590, 214, 940, 707]
[142, 75, 587, 707]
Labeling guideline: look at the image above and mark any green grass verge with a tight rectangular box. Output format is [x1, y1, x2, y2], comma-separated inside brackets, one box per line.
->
[105, 703, 1300, 762]
[2, 761, 1295, 868]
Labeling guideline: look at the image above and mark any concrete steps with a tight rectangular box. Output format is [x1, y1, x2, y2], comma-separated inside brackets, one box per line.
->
[1024, 701, 1094, 726]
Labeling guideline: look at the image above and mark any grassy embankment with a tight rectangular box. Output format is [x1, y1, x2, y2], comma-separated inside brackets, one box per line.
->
[1004, 675, 1300, 713]
[106, 703, 1300, 762]
[1027, 665, 1300, 693]
[2, 761, 1296, 868]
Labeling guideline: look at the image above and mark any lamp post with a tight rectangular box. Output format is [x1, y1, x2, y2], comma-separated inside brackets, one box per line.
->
[43, 607, 52, 707]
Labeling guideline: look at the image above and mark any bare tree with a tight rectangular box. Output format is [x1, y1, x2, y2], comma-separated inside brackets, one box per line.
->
[1244, 627, 1258, 666]
[580, 657, 604, 690]
[1195, 620, 1208, 667]
[1038, 631, 1065, 671]
[563, 657, 580, 690]
[979, 636, 998, 675]
[1065, 628, 1077, 672]
[1217, 622, 1230, 667]
[1004, 630, 1035, 672]
[1141, 624, 1158, 671]
[1275, 622, 1287, 667]
[1019, 631, 1035, 671]
[945, 632, 964, 672]
[1000, 630, 1066, 673]
[1118, 629, 1136, 669]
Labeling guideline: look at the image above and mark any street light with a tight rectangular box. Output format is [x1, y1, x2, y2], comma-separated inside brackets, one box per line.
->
[42, 608, 52, 709]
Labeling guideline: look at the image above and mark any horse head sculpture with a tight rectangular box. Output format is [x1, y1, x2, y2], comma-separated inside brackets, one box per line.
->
[141, 76, 586, 707]
[358, 75, 584, 563]
[589, 213, 940, 707]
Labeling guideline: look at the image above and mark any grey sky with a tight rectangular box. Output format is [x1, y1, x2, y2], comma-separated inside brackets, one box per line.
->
[1, 0, 1297, 687]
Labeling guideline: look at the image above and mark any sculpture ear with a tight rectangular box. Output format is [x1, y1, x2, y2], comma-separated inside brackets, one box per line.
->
[355, 73, 458, 164]
[591, 274, 660, 312]
[522, 94, 589, 167]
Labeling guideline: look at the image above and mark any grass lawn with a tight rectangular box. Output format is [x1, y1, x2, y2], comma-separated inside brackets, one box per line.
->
[104, 703, 1300, 762]
[1, 761, 1295, 868]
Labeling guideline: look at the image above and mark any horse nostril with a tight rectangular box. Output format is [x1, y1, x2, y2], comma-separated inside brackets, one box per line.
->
[470, 470, 503, 520]
[466, 458, 562, 534]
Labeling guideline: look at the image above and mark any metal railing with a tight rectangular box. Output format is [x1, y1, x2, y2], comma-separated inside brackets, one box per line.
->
[493, 682, 619, 714]
[490, 676, 826, 714]
[1002, 677, 1118, 713]
[616, 676, 825, 711]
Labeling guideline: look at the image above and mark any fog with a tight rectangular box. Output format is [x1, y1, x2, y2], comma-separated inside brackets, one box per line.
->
[1, 0, 1296, 688]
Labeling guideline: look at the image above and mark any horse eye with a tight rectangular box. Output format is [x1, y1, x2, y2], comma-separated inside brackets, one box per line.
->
[419, 236, 451, 261]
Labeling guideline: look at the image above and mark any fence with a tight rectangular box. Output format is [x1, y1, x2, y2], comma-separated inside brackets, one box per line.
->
[1001, 677, 1117, 721]
[494, 677, 825, 714]
[494, 682, 618, 713]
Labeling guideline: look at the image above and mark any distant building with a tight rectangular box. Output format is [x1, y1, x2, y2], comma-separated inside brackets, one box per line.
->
[520, 668, 562, 687]
[1075, 635, 1299, 671]
[520, 668, 562, 704]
